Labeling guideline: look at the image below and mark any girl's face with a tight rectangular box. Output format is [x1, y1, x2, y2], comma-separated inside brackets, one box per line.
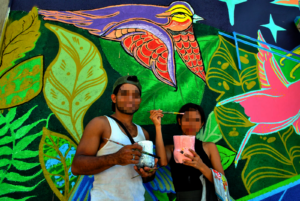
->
[178, 110, 204, 136]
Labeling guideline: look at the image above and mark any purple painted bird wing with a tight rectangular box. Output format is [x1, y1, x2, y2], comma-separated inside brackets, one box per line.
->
[39, 5, 178, 87]
[39, 5, 169, 36]
[105, 20, 177, 88]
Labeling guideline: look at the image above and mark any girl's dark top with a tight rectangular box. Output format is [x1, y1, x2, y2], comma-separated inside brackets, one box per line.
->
[169, 139, 213, 192]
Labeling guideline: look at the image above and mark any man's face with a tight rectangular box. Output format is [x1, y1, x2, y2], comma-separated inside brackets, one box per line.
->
[113, 84, 141, 115]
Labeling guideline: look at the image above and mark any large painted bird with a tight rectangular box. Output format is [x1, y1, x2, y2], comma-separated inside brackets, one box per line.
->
[39, 1, 205, 89]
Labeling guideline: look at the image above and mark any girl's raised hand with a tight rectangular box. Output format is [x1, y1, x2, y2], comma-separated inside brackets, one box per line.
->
[149, 110, 164, 126]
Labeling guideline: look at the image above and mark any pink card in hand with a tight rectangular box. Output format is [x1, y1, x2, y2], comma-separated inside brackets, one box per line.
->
[173, 135, 195, 163]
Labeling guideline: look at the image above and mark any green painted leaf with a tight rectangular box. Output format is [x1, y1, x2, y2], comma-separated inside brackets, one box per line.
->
[0, 169, 4, 178]
[0, 158, 10, 168]
[14, 132, 42, 152]
[10, 106, 37, 131]
[0, 196, 35, 201]
[0, 56, 43, 109]
[0, 180, 43, 196]
[6, 107, 16, 123]
[0, 124, 9, 137]
[13, 150, 39, 159]
[196, 111, 222, 143]
[39, 127, 79, 200]
[0, 113, 5, 125]
[216, 145, 236, 170]
[0, 146, 12, 156]
[0, 136, 13, 145]
[152, 190, 169, 201]
[198, 35, 220, 68]
[15, 119, 45, 139]
[99, 34, 219, 125]
[272, 47, 300, 82]
[44, 24, 108, 143]
[12, 159, 40, 171]
[5, 170, 42, 182]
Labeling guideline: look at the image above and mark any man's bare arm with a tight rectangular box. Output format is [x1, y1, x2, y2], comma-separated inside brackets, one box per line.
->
[71, 117, 142, 175]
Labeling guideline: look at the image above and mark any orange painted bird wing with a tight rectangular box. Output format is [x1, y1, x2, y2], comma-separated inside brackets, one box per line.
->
[121, 30, 176, 87]
[173, 26, 206, 82]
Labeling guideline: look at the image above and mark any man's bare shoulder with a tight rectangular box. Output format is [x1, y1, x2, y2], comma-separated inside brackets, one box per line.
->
[84, 116, 110, 135]
[87, 116, 109, 126]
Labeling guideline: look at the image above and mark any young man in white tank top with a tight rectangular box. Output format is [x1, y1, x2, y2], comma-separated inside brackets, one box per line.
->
[71, 75, 158, 201]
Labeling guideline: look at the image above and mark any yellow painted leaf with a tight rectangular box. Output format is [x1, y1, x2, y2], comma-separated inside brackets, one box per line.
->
[0, 56, 43, 109]
[214, 105, 255, 128]
[206, 35, 258, 101]
[241, 126, 300, 193]
[43, 24, 107, 143]
[0, 7, 41, 77]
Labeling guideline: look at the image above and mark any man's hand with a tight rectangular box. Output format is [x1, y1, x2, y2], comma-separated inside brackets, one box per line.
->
[114, 144, 142, 166]
[133, 158, 158, 182]
[149, 110, 164, 127]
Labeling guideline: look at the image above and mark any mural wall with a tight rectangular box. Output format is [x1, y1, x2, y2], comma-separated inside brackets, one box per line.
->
[0, 0, 299, 200]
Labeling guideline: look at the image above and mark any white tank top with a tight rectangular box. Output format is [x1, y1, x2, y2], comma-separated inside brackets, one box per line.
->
[90, 116, 146, 201]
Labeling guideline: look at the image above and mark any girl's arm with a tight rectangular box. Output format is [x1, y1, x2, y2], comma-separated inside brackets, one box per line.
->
[149, 110, 168, 167]
[206, 142, 224, 175]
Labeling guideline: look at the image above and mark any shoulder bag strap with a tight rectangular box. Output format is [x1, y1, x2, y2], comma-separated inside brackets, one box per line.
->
[107, 115, 135, 144]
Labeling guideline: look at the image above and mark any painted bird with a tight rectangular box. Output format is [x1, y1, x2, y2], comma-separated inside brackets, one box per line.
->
[39, 1, 206, 89]
[218, 30, 300, 167]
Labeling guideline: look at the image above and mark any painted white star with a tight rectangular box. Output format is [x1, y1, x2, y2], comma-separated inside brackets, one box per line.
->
[261, 14, 286, 43]
[219, 0, 247, 26]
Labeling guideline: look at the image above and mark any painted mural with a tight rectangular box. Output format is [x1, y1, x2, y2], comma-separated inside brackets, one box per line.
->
[0, 1, 299, 201]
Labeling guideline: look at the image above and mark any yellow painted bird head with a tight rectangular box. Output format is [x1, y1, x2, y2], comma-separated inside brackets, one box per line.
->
[156, 1, 204, 32]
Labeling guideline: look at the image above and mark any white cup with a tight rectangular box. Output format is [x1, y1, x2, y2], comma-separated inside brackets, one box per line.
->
[136, 140, 155, 168]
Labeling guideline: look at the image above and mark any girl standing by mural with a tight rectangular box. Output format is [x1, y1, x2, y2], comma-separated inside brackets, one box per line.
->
[150, 103, 224, 200]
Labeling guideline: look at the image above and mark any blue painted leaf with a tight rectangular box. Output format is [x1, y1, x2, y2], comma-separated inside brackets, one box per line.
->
[144, 164, 175, 201]
[68, 175, 94, 201]
[39, 127, 79, 200]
